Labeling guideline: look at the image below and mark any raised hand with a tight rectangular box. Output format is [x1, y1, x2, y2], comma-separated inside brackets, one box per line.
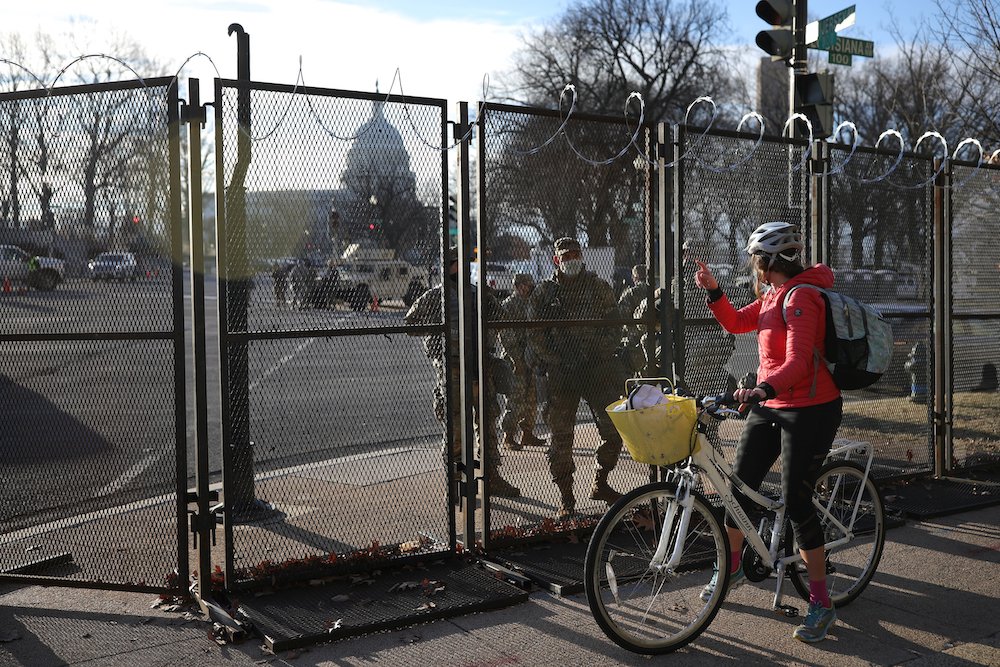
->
[693, 260, 718, 291]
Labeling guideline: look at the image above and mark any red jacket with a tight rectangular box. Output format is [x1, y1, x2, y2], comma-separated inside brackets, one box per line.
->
[708, 264, 840, 408]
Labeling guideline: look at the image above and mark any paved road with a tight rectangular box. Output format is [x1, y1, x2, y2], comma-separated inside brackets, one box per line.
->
[0, 273, 441, 533]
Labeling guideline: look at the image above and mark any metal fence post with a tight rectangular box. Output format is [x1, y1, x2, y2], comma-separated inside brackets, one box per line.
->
[222, 24, 261, 523]
[668, 124, 684, 383]
[810, 138, 828, 265]
[456, 101, 477, 549]
[183, 78, 214, 595]
[168, 76, 190, 595]
[940, 158, 954, 474]
[932, 157, 947, 477]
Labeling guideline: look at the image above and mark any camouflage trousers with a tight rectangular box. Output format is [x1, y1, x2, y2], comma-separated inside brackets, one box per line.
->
[433, 365, 503, 468]
[546, 359, 625, 491]
[500, 361, 538, 437]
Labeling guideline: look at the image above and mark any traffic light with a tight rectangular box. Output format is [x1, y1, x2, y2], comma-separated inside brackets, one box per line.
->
[795, 72, 835, 139]
[755, 0, 796, 63]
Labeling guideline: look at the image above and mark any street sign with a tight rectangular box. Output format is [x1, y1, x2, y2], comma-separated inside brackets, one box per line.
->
[806, 5, 857, 49]
[817, 5, 856, 49]
[829, 52, 852, 66]
[828, 36, 875, 58]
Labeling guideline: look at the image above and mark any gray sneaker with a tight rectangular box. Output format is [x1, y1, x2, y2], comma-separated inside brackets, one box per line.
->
[793, 601, 837, 642]
[700, 564, 745, 602]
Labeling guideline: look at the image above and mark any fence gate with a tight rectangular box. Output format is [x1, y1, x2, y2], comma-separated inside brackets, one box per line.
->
[475, 103, 657, 593]
[672, 126, 811, 400]
[947, 159, 1000, 470]
[210, 78, 525, 649]
[0, 78, 189, 594]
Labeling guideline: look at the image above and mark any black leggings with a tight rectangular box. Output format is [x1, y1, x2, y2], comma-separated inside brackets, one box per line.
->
[725, 397, 843, 551]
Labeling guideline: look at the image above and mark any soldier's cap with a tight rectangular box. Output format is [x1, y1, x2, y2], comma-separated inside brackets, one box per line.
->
[513, 273, 533, 286]
[553, 237, 581, 255]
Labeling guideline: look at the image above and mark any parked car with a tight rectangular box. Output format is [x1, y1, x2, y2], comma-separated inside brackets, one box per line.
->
[0, 244, 65, 290]
[89, 252, 138, 281]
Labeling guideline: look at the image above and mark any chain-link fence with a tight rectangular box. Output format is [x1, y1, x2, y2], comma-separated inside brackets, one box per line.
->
[213, 81, 453, 589]
[949, 160, 1000, 469]
[3, 70, 996, 599]
[675, 127, 810, 398]
[0, 77, 188, 592]
[477, 104, 655, 545]
[826, 146, 936, 478]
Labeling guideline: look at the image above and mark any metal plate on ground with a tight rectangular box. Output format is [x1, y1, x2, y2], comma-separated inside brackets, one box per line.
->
[487, 540, 589, 596]
[882, 472, 1000, 519]
[236, 558, 528, 652]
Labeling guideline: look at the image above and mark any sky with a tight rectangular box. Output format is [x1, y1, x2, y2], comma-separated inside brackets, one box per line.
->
[4, 0, 945, 107]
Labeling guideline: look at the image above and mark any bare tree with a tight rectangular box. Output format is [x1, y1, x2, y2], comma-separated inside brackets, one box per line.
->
[0, 33, 34, 229]
[41, 30, 170, 234]
[829, 21, 996, 270]
[500, 0, 740, 125]
[835, 29, 978, 148]
[0, 25, 171, 253]
[932, 0, 1000, 147]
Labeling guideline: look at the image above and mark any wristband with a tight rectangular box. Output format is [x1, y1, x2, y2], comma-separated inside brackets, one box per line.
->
[707, 287, 724, 303]
[756, 382, 776, 399]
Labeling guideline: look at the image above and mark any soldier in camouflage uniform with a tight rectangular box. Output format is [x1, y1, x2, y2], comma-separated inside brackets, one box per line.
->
[498, 274, 546, 451]
[631, 288, 665, 374]
[405, 247, 520, 498]
[617, 264, 653, 375]
[531, 238, 628, 520]
[617, 264, 649, 337]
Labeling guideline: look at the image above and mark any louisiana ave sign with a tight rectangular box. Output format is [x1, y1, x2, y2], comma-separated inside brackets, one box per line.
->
[829, 36, 875, 58]
[823, 36, 875, 66]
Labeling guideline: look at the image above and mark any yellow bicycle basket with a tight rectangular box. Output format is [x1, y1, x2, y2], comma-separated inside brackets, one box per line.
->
[606, 378, 699, 466]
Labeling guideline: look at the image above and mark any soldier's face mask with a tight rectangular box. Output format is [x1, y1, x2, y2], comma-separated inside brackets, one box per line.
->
[559, 259, 583, 276]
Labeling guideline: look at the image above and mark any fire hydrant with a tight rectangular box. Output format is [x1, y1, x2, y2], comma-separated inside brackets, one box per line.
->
[904, 342, 927, 403]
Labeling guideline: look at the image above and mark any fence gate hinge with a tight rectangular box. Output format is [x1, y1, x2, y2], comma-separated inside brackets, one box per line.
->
[188, 500, 224, 548]
[180, 100, 208, 126]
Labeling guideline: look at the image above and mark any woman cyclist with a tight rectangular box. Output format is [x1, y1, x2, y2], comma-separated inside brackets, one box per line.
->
[693, 221, 842, 643]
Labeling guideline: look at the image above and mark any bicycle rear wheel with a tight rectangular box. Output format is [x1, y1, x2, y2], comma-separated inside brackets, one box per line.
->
[788, 461, 886, 607]
[584, 481, 729, 654]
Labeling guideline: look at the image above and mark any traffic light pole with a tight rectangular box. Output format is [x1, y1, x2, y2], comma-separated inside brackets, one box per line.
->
[789, 0, 808, 138]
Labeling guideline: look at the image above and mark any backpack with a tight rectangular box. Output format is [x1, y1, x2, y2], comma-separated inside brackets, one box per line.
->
[782, 284, 894, 390]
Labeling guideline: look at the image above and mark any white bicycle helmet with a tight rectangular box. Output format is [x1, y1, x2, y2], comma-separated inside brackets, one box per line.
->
[745, 221, 803, 266]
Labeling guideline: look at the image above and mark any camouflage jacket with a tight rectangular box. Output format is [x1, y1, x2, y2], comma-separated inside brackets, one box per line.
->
[498, 293, 539, 368]
[529, 269, 620, 370]
[618, 282, 650, 322]
[405, 282, 503, 367]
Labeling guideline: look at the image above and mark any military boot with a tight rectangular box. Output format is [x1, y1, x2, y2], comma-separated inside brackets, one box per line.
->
[502, 432, 522, 451]
[520, 428, 546, 448]
[488, 469, 521, 498]
[555, 479, 575, 521]
[590, 469, 623, 504]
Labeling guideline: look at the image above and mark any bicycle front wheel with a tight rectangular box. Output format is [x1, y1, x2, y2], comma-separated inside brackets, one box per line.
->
[788, 461, 886, 607]
[584, 481, 729, 654]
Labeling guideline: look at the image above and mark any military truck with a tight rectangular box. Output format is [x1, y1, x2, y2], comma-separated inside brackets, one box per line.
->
[307, 244, 428, 311]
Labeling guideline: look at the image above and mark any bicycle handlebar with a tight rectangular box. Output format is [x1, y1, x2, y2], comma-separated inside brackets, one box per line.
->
[698, 391, 764, 418]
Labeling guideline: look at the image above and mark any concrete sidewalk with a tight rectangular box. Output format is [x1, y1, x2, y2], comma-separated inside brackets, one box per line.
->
[1, 505, 998, 667]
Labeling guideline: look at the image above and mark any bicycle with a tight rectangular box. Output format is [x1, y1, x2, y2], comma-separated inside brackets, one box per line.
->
[585, 382, 886, 654]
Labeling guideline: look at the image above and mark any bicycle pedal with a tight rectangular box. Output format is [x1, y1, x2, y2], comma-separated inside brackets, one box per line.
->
[774, 604, 799, 618]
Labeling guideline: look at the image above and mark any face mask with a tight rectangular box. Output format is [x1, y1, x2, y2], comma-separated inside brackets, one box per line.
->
[559, 259, 583, 277]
